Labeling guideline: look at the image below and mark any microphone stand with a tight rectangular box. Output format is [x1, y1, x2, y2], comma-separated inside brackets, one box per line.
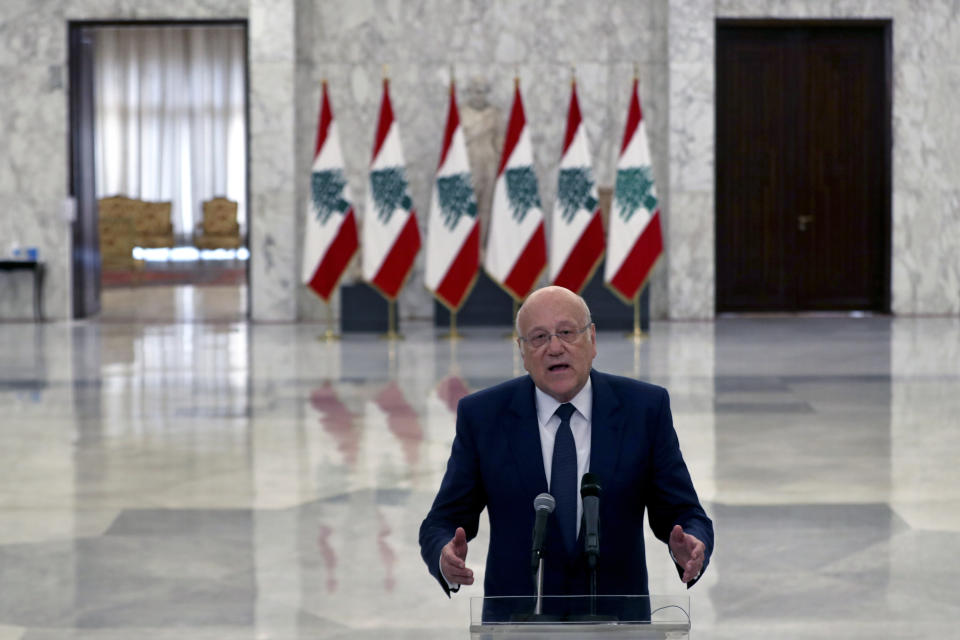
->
[511, 550, 560, 622]
[587, 552, 598, 617]
[575, 473, 615, 622]
[534, 556, 546, 615]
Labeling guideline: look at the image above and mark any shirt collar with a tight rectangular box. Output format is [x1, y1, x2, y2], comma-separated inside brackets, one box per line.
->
[534, 375, 593, 427]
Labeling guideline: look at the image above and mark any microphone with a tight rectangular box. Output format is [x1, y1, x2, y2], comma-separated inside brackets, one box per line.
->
[580, 473, 602, 568]
[530, 493, 555, 573]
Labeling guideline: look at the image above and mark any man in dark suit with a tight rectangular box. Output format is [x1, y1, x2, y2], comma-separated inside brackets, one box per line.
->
[419, 286, 713, 612]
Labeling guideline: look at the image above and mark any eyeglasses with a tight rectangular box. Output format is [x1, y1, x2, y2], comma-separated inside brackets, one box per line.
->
[519, 323, 591, 349]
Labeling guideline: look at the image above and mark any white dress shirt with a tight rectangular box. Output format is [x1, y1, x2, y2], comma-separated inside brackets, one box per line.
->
[533, 378, 593, 530]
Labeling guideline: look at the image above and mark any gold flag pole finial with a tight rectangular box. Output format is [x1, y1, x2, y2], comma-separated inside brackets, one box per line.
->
[450, 63, 456, 89]
[514, 67, 520, 89]
[571, 64, 576, 87]
[633, 62, 639, 82]
[383, 64, 389, 81]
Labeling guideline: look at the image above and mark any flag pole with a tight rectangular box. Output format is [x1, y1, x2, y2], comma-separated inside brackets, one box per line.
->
[628, 290, 648, 342]
[449, 328, 461, 375]
[383, 298, 403, 341]
[440, 304, 463, 341]
[633, 327, 643, 379]
[320, 301, 339, 342]
[448, 309, 461, 340]
[506, 298, 519, 341]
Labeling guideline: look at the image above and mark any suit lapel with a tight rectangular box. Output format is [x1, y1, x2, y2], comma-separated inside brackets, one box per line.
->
[589, 371, 625, 488]
[504, 377, 548, 496]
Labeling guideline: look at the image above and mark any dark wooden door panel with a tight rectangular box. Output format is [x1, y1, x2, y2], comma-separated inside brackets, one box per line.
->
[799, 30, 887, 310]
[717, 34, 793, 310]
[716, 22, 890, 312]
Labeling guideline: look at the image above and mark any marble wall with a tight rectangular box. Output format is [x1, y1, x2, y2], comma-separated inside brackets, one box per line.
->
[2, 0, 959, 321]
[296, 0, 672, 322]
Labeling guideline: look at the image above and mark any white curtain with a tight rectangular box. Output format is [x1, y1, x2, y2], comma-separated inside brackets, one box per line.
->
[93, 25, 247, 240]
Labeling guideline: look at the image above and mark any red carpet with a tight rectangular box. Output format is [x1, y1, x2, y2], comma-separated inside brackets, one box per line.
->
[102, 266, 246, 288]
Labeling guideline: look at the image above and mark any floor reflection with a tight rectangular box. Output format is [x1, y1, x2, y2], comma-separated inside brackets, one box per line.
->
[0, 310, 958, 638]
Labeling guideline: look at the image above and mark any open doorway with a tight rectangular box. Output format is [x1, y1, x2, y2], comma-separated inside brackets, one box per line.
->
[69, 20, 249, 322]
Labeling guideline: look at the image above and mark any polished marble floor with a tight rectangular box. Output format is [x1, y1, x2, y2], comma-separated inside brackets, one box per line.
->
[1, 285, 959, 639]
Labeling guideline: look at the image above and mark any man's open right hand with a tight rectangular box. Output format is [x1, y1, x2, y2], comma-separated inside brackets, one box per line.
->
[440, 527, 474, 586]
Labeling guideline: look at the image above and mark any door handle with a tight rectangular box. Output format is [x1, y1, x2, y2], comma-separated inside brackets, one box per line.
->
[798, 215, 814, 231]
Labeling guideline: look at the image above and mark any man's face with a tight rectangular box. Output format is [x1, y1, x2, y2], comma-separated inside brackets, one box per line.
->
[517, 288, 597, 403]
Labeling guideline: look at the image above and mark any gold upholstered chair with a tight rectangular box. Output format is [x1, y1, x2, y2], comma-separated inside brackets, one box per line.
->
[194, 197, 242, 249]
[135, 201, 174, 248]
[97, 195, 140, 270]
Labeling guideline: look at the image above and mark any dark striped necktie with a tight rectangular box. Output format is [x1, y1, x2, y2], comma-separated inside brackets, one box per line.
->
[551, 402, 578, 552]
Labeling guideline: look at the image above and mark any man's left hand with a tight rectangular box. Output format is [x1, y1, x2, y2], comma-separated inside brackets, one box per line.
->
[669, 524, 705, 583]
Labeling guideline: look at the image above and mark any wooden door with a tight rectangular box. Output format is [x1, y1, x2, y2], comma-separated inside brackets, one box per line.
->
[716, 22, 891, 312]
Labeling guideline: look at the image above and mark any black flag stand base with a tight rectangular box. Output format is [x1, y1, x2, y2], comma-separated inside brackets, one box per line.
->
[381, 299, 403, 341]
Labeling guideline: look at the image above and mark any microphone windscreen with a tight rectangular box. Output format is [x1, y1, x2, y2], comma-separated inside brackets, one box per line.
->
[580, 472, 602, 497]
[534, 492, 555, 513]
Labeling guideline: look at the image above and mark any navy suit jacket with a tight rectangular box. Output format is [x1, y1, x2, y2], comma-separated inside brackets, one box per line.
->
[419, 370, 713, 600]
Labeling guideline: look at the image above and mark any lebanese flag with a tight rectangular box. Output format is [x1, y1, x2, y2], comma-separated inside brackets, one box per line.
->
[550, 80, 604, 293]
[604, 78, 663, 302]
[302, 82, 359, 301]
[484, 81, 547, 301]
[425, 82, 480, 310]
[362, 79, 421, 300]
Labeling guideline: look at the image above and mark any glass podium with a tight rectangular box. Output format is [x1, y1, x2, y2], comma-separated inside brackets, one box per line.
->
[470, 595, 690, 639]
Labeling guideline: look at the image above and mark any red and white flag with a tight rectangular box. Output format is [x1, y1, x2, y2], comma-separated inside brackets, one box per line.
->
[550, 80, 604, 293]
[484, 81, 547, 301]
[362, 79, 421, 300]
[425, 82, 480, 310]
[302, 82, 359, 301]
[604, 78, 663, 302]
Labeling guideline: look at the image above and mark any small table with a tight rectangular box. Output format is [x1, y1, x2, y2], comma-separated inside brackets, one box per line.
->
[0, 259, 45, 321]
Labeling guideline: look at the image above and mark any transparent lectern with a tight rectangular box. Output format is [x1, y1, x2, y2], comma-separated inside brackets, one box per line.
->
[470, 595, 691, 639]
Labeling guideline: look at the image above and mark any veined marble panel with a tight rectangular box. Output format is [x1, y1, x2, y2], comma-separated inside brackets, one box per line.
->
[716, 0, 895, 17]
[667, 1, 714, 320]
[666, 191, 714, 320]
[894, 0, 960, 64]
[249, 0, 294, 62]
[668, 62, 713, 193]
[249, 0, 298, 321]
[892, 187, 960, 315]
[64, 0, 249, 21]
[669, 0, 713, 63]
[0, 0, 66, 66]
[0, 59, 70, 321]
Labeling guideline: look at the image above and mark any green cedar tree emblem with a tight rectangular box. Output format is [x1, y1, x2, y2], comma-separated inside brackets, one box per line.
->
[614, 166, 658, 222]
[311, 169, 350, 224]
[370, 167, 413, 224]
[436, 173, 477, 231]
[504, 166, 541, 223]
[557, 167, 598, 225]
